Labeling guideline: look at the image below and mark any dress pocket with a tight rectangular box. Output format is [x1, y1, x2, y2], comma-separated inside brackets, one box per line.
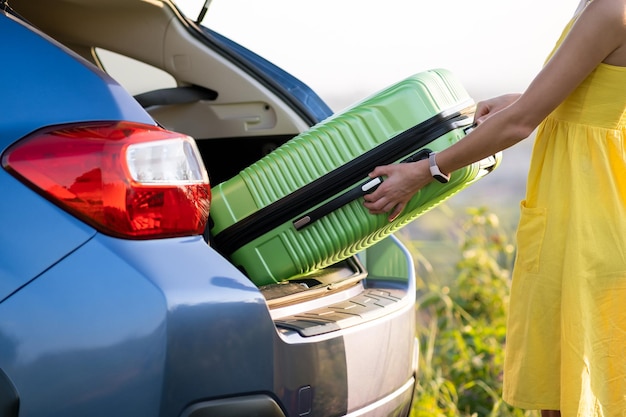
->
[515, 200, 547, 273]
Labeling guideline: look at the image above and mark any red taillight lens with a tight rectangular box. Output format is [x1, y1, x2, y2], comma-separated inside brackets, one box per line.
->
[2, 121, 211, 239]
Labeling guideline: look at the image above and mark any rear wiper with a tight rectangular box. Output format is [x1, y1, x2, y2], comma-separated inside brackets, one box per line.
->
[196, 0, 213, 24]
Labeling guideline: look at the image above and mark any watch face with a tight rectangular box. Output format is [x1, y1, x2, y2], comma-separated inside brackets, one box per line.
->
[434, 173, 449, 184]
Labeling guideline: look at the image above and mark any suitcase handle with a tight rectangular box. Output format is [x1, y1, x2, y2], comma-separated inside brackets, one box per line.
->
[292, 149, 432, 231]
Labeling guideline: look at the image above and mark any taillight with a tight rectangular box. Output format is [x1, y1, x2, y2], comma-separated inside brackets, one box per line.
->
[2, 121, 211, 239]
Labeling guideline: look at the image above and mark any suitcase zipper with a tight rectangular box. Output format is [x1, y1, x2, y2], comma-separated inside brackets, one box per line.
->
[291, 147, 433, 231]
[213, 104, 473, 256]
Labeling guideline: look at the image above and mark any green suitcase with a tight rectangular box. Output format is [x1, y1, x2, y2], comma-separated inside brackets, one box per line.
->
[210, 69, 501, 285]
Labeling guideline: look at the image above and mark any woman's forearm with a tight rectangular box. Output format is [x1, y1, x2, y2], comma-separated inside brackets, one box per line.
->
[435, 102, 536, 176]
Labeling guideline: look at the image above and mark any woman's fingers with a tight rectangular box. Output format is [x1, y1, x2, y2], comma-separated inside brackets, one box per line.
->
[387, 203, 405, 222]
[362, 191, 392, 214]
[364, 160, 428, 219]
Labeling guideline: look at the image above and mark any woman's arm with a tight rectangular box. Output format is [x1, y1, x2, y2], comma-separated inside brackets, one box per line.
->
[363, 0, 626, 221]
[473, 93, 521, 125]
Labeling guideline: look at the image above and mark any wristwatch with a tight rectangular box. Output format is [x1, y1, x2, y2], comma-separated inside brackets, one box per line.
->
[428, 152, 450, 183]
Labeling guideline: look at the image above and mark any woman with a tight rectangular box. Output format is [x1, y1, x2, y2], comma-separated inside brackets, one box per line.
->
[363, 0, 626, 416]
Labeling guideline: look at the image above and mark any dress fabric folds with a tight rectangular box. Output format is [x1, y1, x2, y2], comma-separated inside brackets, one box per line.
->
[502, 9, 626, 416]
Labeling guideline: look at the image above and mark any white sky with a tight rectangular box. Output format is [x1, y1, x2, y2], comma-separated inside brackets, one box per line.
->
[176, 0, 576, 110]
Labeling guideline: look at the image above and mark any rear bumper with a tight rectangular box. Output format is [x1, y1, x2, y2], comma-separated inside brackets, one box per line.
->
[272, 285, 417, 417]
[271, 235, 418, 416]
[345, 377, 415, 417]
[179, 376, 415, 417]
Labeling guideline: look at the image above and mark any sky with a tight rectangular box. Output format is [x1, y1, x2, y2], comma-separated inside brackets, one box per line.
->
[176, 0, 577, 110]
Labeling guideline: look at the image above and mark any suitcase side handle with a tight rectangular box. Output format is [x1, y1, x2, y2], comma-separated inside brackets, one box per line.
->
[292, 149, 432, 230]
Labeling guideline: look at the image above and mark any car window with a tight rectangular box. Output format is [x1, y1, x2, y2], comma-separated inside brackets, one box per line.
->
[96, 48, 177, 96]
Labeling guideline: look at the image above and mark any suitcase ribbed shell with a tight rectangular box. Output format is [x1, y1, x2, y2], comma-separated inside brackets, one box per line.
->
[210, 69, 499, 285]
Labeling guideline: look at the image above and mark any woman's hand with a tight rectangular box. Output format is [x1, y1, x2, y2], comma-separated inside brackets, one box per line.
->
[363, 159, 433, 222]
[474, 93, 521, 125]
[363, 93, 522, 223]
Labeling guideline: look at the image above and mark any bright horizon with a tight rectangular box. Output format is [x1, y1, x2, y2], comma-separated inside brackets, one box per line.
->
[177, 0, 576, 110]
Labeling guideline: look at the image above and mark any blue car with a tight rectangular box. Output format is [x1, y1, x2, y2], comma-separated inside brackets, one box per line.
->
[1, 1, 418, 416]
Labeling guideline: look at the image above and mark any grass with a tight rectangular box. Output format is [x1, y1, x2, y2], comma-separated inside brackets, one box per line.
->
[397, 206, 540, 417]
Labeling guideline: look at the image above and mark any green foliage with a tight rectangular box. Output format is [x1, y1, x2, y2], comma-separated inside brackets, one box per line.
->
[408, 207, 538, 417]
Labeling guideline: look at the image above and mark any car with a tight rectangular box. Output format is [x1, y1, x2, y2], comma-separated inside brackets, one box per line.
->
[0, 1, 418, 416]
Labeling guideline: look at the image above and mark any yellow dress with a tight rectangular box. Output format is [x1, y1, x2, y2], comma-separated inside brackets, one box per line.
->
[502, 8, 626, 416]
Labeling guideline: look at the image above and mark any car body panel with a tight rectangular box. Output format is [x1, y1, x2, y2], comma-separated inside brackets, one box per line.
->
[98, 236, 276, 416]
[0, 11, 153, 149]
[0, 171, 95, 302]
[0, 241, 167, 417]
[0, 235, 276, 417]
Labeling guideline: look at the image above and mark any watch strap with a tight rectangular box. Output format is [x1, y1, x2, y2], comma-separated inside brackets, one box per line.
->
[428, 152, 450, 183]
